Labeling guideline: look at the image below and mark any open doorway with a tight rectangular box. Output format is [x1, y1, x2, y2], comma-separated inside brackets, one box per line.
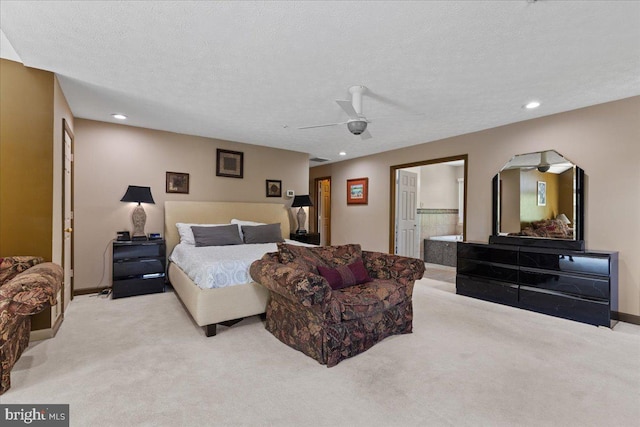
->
[314, 177, 331, 246]
[390, 155, 467, 266]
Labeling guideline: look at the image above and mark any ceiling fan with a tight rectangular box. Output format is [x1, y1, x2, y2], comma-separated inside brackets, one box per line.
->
[298, 85, 375, 140]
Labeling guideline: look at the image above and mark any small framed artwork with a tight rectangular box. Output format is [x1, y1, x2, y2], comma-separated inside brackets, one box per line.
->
[216, 149, 244, 178]
[266, 179, 282, 197]
[166, 172, 189, 194]
[347, 177, 369, 205]
[537, 181, 547, 206]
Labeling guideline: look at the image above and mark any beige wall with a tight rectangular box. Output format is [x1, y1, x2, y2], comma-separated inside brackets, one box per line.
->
[73, 119, 309, 291]
[310, 96, 640, 317]
[419, 163, 460, 209]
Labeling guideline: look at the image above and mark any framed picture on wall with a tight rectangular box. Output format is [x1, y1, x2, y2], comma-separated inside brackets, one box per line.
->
[266, 179, 282, 197]
[166, 172, 189, 194]
[216, 149, 244, 178]
[537, 181, 546, 206]
[347, 177, 368, 205]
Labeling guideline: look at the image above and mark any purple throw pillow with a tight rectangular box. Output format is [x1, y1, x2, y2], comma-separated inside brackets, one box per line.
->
[317, 259, 371, 290]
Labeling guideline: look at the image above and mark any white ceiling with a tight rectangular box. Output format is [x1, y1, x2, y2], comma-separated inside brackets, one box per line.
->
[1, 1, 639, 165]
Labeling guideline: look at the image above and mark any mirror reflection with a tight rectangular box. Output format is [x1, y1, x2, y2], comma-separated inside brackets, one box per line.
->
[496, 150, 581, 241]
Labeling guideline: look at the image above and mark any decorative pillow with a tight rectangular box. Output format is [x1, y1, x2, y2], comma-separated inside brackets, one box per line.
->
[277, 243, 363, 273]
[241, 223, 284, 244]
[231, 219, 266, 239]
[317, 259, 371, 290]
[231, 219, 265, 227]
[176, 223, 232, 245]
[191, 224, 243, 247]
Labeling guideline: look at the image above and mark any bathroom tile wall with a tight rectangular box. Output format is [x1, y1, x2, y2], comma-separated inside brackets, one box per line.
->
[417, 208, 460, 259]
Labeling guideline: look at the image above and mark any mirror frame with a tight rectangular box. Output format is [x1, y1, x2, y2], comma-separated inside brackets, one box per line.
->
[489, 153, 585, 251]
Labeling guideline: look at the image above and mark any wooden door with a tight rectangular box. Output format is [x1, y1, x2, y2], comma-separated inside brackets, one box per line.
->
[316, 178, 331, 246]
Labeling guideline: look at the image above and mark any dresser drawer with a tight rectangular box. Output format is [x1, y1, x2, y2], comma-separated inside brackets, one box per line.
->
[457, 259, 518, 283]
[113, 258, 165, 278]
[456, 275, 518, 306]
[519, 286, 610, 326]
[519, 268, 609, 300]
[519, 251, 609, 276]
[457, 243, 518, 265]
[113, 243, 165, 260]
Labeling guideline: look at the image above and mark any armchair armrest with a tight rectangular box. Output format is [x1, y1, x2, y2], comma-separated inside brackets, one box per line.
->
[250, 257, 332, 308]
[0, 256, 44, 286]
[362, 251, 425, 283]
[0, 262, 62, 315]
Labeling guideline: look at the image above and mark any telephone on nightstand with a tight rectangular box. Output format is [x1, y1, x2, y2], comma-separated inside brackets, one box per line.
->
[116, 231, 131, 241]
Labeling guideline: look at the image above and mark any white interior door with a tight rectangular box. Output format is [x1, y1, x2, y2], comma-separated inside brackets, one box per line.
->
[396, 170, 418, 258]
[63, 123, 73, 310]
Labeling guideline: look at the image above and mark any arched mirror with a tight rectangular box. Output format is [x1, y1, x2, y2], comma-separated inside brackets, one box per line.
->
[490, 150, 585, 250]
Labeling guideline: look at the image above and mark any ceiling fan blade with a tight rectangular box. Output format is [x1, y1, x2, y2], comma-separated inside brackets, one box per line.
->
[336, 100, 360, 119]
[298, 121, 347, 130]
[360, 129, 373, 140]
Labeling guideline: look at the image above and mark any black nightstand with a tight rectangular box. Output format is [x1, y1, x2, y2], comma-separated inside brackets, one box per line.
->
[289, 233, 320, 245]
[112, 239, 166, 298]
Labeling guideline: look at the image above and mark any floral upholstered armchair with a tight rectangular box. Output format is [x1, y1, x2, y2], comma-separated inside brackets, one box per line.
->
[0, 256, 62, 394]
[250, 243, 425, 367]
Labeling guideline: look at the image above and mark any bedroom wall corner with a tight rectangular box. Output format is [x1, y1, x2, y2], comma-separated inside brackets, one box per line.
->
[309, 96, 640, 318]
[73, 119, 309, 293]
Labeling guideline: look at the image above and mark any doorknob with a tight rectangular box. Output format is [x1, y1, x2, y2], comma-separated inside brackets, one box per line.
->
[64, 228, 73, 233]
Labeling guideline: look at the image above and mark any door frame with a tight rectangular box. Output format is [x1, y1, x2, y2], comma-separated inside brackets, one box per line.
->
[389, 154, 468, 254]
[62, 118, 74, 305]
[313, 176, 331, 245]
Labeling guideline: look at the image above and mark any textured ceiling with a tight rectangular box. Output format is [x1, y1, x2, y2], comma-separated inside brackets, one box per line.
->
[1, 1, 639, 164]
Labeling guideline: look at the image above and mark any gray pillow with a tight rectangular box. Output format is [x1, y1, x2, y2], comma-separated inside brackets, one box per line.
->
[241, 223, 284, 244]
[191, 224, 242, 247]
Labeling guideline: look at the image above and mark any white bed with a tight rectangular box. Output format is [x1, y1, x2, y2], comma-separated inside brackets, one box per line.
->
[164, 201, 293, 336]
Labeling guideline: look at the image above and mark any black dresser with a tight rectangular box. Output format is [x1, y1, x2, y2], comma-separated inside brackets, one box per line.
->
[112, 239, 166, 298]
[456, 242, 618, 327]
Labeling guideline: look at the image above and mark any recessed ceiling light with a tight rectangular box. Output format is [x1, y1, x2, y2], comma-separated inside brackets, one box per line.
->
[524, 101, 541, 109]
[111, 113, 127, 120]
[339, 152, 346, 156]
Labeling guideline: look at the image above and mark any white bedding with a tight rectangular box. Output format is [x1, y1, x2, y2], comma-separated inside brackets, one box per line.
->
[169, 240, 310, 289]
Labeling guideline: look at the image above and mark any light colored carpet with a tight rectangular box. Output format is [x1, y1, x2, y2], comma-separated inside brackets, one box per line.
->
[423, 263, 456, 284]
[3, 279, 639, 427]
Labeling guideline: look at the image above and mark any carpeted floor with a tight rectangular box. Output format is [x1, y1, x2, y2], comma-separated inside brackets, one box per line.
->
[3, 278, 639, 427]
[423, 263, 456, 284]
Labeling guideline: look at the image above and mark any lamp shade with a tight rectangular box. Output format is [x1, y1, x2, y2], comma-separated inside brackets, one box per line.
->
[120, 186, 155, 204]
[291, 195, 313, 207]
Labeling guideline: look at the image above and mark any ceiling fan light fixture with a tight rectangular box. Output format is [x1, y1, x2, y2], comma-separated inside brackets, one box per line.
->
[347, 120, 367, 135]
[537, 151, 550, 172]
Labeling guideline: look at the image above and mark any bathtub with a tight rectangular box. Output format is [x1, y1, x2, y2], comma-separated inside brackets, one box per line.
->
[424, 235, 461, 267]
[428, 235, 462, 242]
